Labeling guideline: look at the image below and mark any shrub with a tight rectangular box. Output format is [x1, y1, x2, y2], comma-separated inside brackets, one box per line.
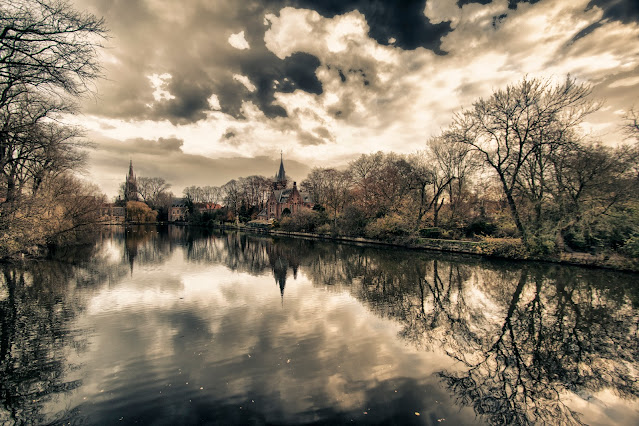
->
[419, 227, 443, 238]
[465, 218, 497, 237]
[337, 206, 369, 237]
[279, 209, 320, 232]
[365, 214, 411, 241]
[316, 223, 331, 235]
[477, 238, 528, 258]
[527, 233, 558, 256]
[622, 234, 639, 258]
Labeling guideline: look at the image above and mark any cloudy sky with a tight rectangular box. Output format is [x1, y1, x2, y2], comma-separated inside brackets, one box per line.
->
[68, 0, 639, 198]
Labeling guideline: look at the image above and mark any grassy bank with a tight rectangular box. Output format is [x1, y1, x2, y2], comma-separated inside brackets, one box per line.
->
[215, 223, 639, 272]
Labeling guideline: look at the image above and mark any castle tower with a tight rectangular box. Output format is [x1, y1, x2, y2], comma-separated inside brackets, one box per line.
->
[273, 151, 287, 190]
[125, 160, 139, 202]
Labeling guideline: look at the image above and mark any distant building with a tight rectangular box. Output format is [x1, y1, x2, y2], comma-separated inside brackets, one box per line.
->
[100, 204, 126, 223]
[259, 154, 313, 220]
[124, 160, 139, 202]
[169, 198, 188, 222]
[195, 203, 224, 215]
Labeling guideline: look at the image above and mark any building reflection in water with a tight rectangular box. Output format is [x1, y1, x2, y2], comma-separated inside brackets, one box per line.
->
[267, 240, 300, 302]
[116, 225, 639, 425]
[3, 226, 635, 425]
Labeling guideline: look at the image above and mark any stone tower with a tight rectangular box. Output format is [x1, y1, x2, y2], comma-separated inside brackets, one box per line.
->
[125, 160, 139, 202]
[273, 152, 287, 190]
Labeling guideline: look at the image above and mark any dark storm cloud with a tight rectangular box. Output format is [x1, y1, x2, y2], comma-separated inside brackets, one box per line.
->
[459, 0, 639, 23]
[283, 0, 452, 53]
[458, 0, 541, 9]
[154, 75, 214, 123]
[506, 0, 540, 9]
[77, 0, 460, 125]
[238, 52, 323, 119]
[505, 0, 639, 19]
[456, 0, 492, 7]
[587, 0, 639, 24]
[568, 21, 604, 44]
[78, 0, 326, 124]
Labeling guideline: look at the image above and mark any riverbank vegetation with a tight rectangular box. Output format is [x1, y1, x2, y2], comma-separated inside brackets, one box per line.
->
[190, 78, 638, 266]
[0, 0, 107, 258]
[1, 3, 637, 267]
[289, 78, 639, 261]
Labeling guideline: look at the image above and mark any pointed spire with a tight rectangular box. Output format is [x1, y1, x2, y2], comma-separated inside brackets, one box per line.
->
[128, 159, 134, 178]
[276, 151, 286, 182]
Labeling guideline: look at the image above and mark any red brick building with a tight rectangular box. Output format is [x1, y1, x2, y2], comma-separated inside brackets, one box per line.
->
[260, 155, 313, 220]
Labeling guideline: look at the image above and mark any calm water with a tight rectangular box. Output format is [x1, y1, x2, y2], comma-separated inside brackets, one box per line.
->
[1, 226, 638, 425]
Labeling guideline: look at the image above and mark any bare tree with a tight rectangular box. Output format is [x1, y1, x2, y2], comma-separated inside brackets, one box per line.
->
[349, 152, 383, 213]
[428, 132, 477, 226]
[222, 179, 241, 217]
[450, 77, 598, 245]
[0, 1, 107, 257]
[201, 185, 222, 204]
[322, 169, 352, 226]
[183, 185, 203, 203]
[1, 0, 106, 199]
[625, 107, 639, 138]
[137, 177, 171, 206]
[0, 0, 106, 106]
[408, 149, 452, 228]
[301, 167, 329, 207]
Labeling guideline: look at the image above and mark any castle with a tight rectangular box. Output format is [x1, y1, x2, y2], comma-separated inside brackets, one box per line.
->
[259, 154, 314, 220]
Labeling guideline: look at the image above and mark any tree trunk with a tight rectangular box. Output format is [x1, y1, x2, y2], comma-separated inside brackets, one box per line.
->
[499, 174, 528, 244]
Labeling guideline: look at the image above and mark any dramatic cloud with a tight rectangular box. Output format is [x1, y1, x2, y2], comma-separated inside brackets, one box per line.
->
[68, 0, 639, 197]
[228, 30, 250, 50]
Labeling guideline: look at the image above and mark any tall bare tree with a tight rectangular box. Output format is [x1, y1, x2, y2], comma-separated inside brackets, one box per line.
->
[137, 177, 171, 206]
[0, 0, 107, 257]
[450, 77, 598, 245]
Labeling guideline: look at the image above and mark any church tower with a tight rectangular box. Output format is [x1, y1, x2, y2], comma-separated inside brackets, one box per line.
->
[125, 160, 139, 202]
[273, 151, 287, 190]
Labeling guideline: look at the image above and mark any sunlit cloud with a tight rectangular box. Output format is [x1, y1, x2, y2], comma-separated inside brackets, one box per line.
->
[228, 30, 250, 50]
[68, 0, 639, 197]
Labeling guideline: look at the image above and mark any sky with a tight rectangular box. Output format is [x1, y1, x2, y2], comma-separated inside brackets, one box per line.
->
[67, 0, 639, 198]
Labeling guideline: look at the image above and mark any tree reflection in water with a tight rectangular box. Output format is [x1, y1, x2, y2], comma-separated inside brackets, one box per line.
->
[437, 265, 639, 425]
[0, 239, 128, 425]
[300, 242, 639, 425]
[191, 231, 639, 425]
[1, 226, 637, 425]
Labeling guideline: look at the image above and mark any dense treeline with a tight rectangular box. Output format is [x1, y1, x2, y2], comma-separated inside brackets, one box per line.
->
[174, 78, 638, 260]
[2, 2, 637, 262]
[179, 176, 273, 223]
[290, 78, 639, 258]
[0, 0, 107, 257]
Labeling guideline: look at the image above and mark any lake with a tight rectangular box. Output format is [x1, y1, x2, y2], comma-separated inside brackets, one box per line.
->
[1, 225, 638, 425]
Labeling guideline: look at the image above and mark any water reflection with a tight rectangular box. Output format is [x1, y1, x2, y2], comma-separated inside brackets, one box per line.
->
[0, 225, 637, 425]
[0, 242, 129, 424]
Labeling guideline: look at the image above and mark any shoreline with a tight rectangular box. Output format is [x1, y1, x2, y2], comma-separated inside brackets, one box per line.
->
[196, 223, 639, 273]
[11, 221, 637, 272]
